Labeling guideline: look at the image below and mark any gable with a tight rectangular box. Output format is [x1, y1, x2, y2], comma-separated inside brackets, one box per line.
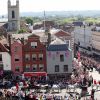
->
[28, 34, 40, 39]
[55, 30, 70, 37]
[0, 43, 8, 52]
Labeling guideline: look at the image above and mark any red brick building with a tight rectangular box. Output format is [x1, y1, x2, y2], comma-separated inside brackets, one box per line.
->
[11, 40, 23, 74]
[23, 34, 47, 73]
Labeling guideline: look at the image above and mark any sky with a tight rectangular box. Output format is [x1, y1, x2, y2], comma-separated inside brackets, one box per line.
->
[0, 0, 100, 15]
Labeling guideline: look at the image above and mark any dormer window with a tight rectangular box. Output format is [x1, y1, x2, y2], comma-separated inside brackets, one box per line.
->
[31, 42, 37, 48]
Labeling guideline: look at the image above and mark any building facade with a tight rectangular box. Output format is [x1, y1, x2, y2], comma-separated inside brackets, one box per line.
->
[0, 43, 11, 71]
[11, 40, 23, 74]
[23, 34, 47, 73]
[47, 38, 72, 79]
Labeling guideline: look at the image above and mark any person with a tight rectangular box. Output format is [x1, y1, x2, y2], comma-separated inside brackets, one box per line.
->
[16, 83, 19, 91]
[91, 89, 95, 100]
[89, 75, 93, 87]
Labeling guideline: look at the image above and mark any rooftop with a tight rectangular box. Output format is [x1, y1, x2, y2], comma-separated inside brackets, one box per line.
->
[47, 44, 68, 51]
[50, 38, 66, 45]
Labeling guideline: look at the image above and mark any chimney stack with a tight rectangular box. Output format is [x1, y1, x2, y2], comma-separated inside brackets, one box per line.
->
[7, 34, 11, 54]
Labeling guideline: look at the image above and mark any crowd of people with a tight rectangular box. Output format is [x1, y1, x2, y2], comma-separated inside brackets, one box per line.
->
[0, 51, 99, 99]
[80, 52, 100, 73]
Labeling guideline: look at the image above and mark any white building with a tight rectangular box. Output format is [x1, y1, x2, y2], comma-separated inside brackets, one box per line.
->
[74, 25, 93, 48]
[0, 42, 11, 71]
[47, 38, 72, 79]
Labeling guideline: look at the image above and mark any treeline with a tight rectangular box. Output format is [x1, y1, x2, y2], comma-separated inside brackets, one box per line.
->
[21, 16, 100, 25]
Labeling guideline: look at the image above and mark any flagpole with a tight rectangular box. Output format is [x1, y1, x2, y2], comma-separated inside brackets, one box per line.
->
[44, 11, 46, 31]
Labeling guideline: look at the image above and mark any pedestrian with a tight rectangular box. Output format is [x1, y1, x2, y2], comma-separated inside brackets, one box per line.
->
[91, 89, 95, 100]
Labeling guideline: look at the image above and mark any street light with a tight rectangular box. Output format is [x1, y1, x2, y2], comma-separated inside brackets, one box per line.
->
[84, 25, 86, 48]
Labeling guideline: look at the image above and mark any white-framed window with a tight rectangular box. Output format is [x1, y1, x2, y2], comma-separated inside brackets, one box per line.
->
[15, 66, 20, 72]
[38, 54, 43, 61]
[25, 54, 30, 61]
[14, 46, 18, 52]
[31, 42, 37, 48]
[39, 64, 44, 71]
[32, 64, 37, 72]
[32, 54, 37, 61]
[25, 64, 30, 72]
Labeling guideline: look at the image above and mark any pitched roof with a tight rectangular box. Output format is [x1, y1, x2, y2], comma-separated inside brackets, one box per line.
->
[50, 38, 66, 45]
[12, 33, 32, 40]
[0, 42, 9, 52]
[73, 21, 83, 26]
[54, 30, 70, 37]
[47, 44, 68, 51]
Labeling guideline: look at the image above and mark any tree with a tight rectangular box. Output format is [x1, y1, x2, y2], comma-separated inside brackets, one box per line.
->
[25, 17, 33, 25]
[18, 29, 27, 34]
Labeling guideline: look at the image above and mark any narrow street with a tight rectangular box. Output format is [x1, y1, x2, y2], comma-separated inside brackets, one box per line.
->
[89, 69, 100, 100]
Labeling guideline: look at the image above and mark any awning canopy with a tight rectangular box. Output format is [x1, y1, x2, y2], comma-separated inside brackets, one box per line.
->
[24, 72, 47, 77]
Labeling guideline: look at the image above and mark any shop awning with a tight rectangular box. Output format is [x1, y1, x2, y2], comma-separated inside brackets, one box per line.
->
[24, 72, 47, 77]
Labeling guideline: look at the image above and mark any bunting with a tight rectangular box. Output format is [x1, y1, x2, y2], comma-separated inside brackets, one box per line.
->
[65, 50, 69, 57]
[56, 51, 60, 56]
[48, 51, 51, 57]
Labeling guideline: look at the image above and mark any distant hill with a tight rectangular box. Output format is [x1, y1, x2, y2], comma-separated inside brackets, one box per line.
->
[1, 10, 100, 18]
[20, 10, 100, 17]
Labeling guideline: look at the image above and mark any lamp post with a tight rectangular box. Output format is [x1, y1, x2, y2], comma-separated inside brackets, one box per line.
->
[84, 25, 86, 48]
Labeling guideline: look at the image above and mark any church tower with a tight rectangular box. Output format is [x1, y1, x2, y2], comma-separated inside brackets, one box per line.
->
[8, 0, 20, 31]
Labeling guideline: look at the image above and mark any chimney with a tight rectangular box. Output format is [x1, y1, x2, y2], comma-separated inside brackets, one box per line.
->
[47, 32, 51, 46]
[21, 37, 24, 45]
[7, 34, 11, 54]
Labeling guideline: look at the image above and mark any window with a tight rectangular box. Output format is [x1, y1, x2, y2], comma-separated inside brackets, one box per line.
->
[25, 64, 30, 72]
[32, 54, 37, 61]
[12, 10, 15, 18]
[15, 66, 20, 72]
[0, 54, 2, 61]
[32, 64, 37, 72]
[65, 40, 69, 46]
[31, 42, 37, 48]
[0, 64, 3, 70]
[39, 64, 44, 71]
[64, 65, 68, 72]
[25, 54, 30, 61]
[39, 54, 43, 61]
[60, 54, 64, 62]
[14, 46, 18, 52]
[15, 58, 19, 62]
[55, 65, 59, 72]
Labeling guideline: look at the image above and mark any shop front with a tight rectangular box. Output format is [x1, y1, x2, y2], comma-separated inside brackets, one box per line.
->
[24, 72, 47, 78]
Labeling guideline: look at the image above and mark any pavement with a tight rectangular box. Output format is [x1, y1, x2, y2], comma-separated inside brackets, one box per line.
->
[33, 69, 100, 99]
[49, 68, 100, 100]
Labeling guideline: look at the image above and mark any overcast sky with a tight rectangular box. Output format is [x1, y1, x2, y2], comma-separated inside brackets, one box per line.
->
[0, 0, 100, 15]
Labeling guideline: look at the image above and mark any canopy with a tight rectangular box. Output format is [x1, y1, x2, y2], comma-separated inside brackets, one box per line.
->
[24, 72, 47, 77]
